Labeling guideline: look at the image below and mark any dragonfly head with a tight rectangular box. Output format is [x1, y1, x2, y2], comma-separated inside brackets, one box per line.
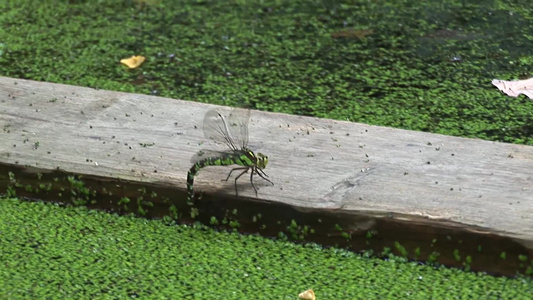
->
[256, 152, 269, 169]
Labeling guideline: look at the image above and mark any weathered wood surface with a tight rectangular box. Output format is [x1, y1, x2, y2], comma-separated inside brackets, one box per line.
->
[1, 77, 532, 262]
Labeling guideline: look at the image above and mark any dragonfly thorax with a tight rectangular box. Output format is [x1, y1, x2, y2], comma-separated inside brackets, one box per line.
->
[240, 148, 268, 169]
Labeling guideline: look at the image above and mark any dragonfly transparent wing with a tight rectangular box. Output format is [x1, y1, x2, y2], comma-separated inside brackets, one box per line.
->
[225, 108, 250, 149]
[203, 108, 250, 151]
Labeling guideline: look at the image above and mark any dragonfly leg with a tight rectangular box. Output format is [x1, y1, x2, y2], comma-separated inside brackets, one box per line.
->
[223, 167, 272, 197]
[223, 167, 250, 196]
[248, 169, 259, 196]
[233, 168, 251, 196]
[248, 167, 273, 196]
[223, 167, 249, 182]
[256, 168, 274, 186]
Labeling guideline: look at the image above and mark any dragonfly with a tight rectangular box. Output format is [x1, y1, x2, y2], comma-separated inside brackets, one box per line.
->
[187, 108, 274, 203]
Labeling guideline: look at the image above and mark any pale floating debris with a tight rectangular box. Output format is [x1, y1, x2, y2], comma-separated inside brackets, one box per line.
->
[298, 289, 316, 300]
[120, 55, 146, 69]
[492, 78, 533, 99]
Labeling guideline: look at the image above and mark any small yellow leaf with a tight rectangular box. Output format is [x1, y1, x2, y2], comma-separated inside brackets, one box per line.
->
[120, 55, 146, 69]
[298, 289, 315, 300]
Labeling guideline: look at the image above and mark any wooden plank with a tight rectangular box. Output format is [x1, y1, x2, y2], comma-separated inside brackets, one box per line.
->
[1, 77, 532, 274]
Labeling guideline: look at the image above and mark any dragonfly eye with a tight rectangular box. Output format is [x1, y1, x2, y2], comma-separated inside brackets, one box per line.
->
[257, 152, 269, 168]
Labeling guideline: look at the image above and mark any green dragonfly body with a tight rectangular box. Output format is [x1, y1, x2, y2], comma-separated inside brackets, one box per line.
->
[187, 108, 273, 203]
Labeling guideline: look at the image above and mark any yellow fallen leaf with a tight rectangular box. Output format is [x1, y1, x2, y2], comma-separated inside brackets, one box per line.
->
[120, 55, 146, 69]
[298, 289, 316, 300]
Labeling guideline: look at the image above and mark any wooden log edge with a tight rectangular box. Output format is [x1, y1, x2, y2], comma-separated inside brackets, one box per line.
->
[1, 161, 531, 277]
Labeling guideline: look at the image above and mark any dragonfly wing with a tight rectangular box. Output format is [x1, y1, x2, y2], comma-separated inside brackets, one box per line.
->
[203, 109, 237, 151]
[225, 108, 250, 150]
[203, 108, 250, 151]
